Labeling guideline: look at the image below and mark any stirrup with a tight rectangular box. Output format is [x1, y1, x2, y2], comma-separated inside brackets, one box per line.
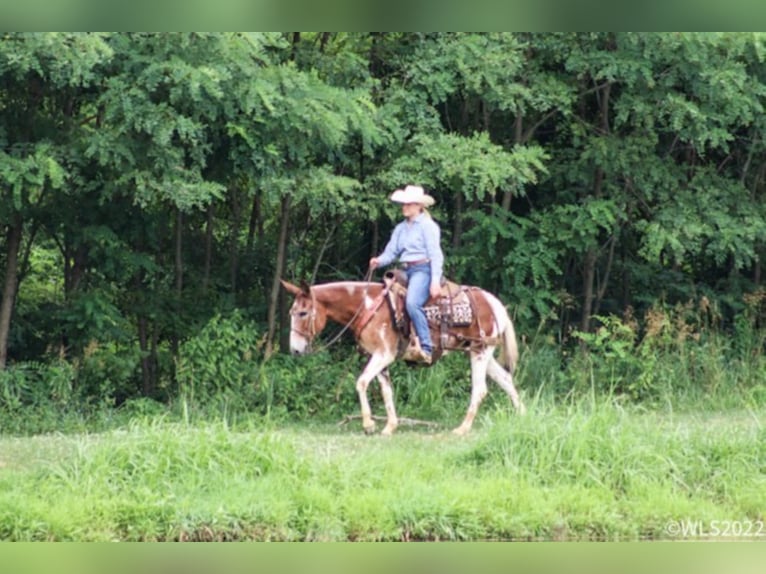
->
[402, 347, 432, 364]
[402, 336, 432, 364]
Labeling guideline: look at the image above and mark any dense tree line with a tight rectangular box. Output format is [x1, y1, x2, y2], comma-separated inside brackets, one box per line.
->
[1, 33, 764, 401]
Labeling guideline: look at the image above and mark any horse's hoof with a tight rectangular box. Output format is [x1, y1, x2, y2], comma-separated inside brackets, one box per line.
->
[381, 426, 397, 436]
[363, 424, 376, 435]
[452, 426, 470, 436]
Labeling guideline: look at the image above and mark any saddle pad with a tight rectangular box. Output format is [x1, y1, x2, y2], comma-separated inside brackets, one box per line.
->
[424, 300, 473, 327]
[383, 274, 474, 328]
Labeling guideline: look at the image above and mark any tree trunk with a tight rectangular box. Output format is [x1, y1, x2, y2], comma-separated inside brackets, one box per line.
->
[580, 166, 604, 335]
[246, 189, 263, 257]
[581, 248, 597, 334]
[592, 233, 617, 318]
[16, 220, 40, 285]
[138, 315, 153, 396]
[64, 242, 87, 299]
[751, 164, 764, 287]
[265, 194, 292, 358]
[202, 203, 214, 292]
[0, 213, 23, 369]
[452, 192, 464, 250]
[369, 220, 379, 260]
[171, 207, 183, 360]
[151, 325, 159, 395]
[175, 207, 184, 294]
[229, 186, 242, 293]
[580, 81, 612, 334]
[139, 314, 161, 398]
[310, 222, 337, 284]
[501, 113, 524, 211]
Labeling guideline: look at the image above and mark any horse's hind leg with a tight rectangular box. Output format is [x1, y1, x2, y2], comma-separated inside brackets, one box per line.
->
[376, 368, 398, 436]
[487, 356, 526, 415]
[453, 348, 491, 436]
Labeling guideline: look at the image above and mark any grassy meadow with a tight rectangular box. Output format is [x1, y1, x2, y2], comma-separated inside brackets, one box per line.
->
[1, 303, 765, 541]
[1, 393, 763, 541]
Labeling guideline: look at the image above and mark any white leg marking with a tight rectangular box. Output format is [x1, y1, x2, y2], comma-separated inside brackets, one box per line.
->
[355, 351, 395, 434]
[376, 368, 398, 436]
[453, 348, 491, 436]
[487, 356, 525, 414]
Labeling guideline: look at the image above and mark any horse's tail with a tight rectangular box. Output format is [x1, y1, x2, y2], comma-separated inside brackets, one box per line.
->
[499, 313, 519, 374]
[486, 291, 519, 374]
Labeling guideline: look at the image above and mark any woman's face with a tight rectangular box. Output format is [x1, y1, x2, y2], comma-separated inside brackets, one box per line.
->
[402, 202, 422, 219]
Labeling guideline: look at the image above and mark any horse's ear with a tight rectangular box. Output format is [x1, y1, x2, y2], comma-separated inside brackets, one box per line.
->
[299, 280, 311, 295]
[280, 279, 302, 296]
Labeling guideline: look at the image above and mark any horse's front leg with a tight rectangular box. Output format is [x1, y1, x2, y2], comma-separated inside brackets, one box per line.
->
[376, 368, 398, 436]
[355, 352, 395, 435]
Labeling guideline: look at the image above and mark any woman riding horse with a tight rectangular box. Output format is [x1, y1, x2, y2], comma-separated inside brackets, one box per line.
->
[369, 185, 444, 365]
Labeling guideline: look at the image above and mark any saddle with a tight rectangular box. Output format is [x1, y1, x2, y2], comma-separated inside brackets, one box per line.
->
[382, 269, 476, 361]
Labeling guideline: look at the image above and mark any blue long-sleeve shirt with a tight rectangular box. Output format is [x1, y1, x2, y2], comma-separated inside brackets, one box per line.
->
[377, 213, 444, 286]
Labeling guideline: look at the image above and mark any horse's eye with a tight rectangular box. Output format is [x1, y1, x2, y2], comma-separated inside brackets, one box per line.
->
[297, 311, 309, 318]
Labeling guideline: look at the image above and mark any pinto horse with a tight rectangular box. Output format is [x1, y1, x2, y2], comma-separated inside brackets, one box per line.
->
[280, 278, 525, 435]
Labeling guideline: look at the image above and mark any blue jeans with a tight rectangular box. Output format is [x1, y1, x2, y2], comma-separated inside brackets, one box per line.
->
[405, 263, 433, 353]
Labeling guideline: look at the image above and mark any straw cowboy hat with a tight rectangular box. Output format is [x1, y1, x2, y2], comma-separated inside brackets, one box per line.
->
[389, 185, 436, 207]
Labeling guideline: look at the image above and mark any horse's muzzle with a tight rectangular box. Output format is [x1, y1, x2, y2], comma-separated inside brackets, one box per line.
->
[289, 333, 312, 355]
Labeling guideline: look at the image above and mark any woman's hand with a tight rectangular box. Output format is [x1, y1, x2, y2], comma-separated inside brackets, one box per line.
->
[430, 283, 441, 299]
[369, 257, 380, 270]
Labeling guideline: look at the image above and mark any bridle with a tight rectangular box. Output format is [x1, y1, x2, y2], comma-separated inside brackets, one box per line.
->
[289, 269, 374, 353]
[289, 286, 319, 351]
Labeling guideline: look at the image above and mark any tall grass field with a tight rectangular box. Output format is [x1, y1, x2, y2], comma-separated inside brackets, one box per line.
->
[1, 393, 763, 541]
[1, 303, 764, 541]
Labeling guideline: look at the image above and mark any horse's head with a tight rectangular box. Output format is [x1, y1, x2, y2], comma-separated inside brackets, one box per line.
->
[281, 279, 327, 355]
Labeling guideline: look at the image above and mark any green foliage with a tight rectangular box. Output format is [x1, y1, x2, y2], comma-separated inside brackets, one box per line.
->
[0, 360, 75, 412]
[453, 206, 561, 324]
[2, 32, 766, 414]
[406, 33, 526, 109]
[76, 341, 143, 405]
[573, 315, 646, 398]
[176, 311, 262, 407]
[637, 172, 766, 269]
[0, 144, 66, 217]
[0, 32, 112, 86]
[90, 33, 235, 211]
[255, 351, 364, 420]
[262, 167, 364, 219]
[58, 289, 131, 347]
[0, 360, 78, 433]
[0, 351, 154, 433]
[381, 131, 548, 203]
[570, 299, 765, 401]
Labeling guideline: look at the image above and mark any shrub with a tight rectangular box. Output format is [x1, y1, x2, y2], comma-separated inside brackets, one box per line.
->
[176, 311, 262, 409]
[0, 360, 79, 433]
[570, 296, 765, 402]
[75, 341, 142, 405]
[256, 350, 361, 420]
[0, 360, 76, 411]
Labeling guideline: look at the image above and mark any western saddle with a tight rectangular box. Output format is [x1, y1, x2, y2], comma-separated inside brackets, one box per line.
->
[382, 269, 479, 363]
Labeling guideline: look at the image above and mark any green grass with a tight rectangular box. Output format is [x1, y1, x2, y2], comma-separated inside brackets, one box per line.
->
[1, 395, 763, 541]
